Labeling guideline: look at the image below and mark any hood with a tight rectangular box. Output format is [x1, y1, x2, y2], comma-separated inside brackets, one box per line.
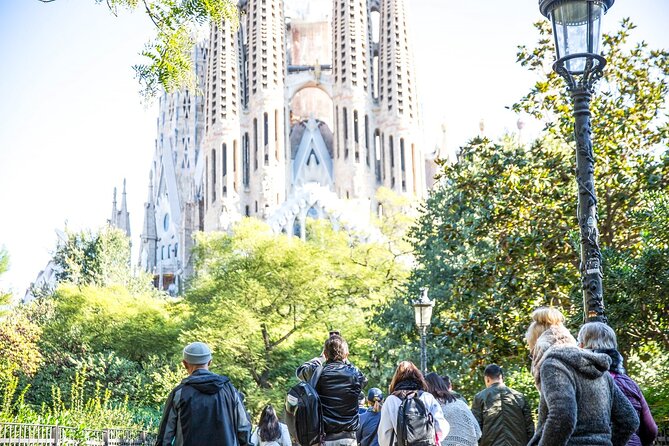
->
[531, 325, 577, 387]
[593, 348, 625, 374]
[182, 369, 230, 395]
[545, 346, 612, 379]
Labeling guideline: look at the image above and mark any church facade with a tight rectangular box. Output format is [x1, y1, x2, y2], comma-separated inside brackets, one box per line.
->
[139, 0, 428, 292]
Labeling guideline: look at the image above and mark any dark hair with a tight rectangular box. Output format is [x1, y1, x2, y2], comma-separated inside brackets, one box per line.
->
[258, 405, 281, 442]
[484, 364, 503, 379]
[425, 372, 456, 403]
[389, 361, 428, 393]
[324, 335, 349, 362]
[441, 375, 452, 388]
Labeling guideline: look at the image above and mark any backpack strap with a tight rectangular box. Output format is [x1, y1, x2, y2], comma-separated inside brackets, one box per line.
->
[309, 364, 324, 388]
[309, 365, 325, 445]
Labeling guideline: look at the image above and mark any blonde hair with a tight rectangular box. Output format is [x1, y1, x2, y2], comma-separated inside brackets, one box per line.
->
[578, 322, 618, 350]
[525, 307, 566, 351]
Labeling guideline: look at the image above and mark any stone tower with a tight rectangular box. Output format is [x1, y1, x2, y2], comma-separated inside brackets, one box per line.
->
[331, 0, 376, 202]
[143, 0, 428, 289]
[376, 0, 424, 197]
[139, 43, 208, 292]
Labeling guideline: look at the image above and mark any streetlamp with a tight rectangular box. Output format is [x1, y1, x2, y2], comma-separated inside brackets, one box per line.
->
[413, 288, 435, 373]
[539, 0, 614, 323]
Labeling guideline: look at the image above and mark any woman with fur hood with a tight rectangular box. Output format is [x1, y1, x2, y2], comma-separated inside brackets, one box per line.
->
[578, 322, 658, 446]
[525, 307, 639, 446]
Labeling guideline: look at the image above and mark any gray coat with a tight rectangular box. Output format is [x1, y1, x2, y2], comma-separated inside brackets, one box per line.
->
[529, 346, 639, 446]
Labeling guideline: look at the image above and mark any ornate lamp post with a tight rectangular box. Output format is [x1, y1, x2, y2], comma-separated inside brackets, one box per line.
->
[539, 0, 614, 323]
[413, 288, 435, 373]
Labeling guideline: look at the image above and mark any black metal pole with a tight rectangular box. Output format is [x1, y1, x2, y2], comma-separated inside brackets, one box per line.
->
[570, 86, 606, 323]
[420, 326, 427, 373]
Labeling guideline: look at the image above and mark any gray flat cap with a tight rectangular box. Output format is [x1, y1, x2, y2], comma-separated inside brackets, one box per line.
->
[183, 342, 212, 365]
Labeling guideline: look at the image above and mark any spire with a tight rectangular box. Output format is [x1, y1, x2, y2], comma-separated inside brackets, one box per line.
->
[139, 171, 158, 272]
[119, 178, 131, 238]
[110, 187, 118, 226]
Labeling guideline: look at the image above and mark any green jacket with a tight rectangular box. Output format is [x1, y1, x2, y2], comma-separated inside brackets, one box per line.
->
[472, 382, 534, 446]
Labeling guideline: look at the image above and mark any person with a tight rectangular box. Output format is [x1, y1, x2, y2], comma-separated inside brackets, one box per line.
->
[471, 364, 534, 446]
[357, 388, 384, 446]
[425, 372, 480, 446]
[359, 391, 368, 414]
[296, 334, 367, 446]
[377, 361, 449, 446]
[251, 405, 291, 446]
[578, 322, 658, 446]
[155, 342, 252, 446]
[525, 307, 639, 446]
[440, 374, 467, 404]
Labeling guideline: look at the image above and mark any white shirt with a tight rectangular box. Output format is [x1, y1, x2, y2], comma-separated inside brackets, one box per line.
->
[378, 391, 449, 446]
[251, 422, 291, 446]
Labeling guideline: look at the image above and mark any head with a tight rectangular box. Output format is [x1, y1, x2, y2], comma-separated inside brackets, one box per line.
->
[258, 405, 281, 442]
[389, 361, 428, 393]
[440, 374, 453, 391]
[323, 334, 349, 362]
[182, 342, 213, 375]
[367, 387, 385, 412]
[483, 364, 503, 387]
[577, 322, 618, 350]
[425, 372, 456, 403]
[358, 391, 366, 407]
[525, 307, 566, 352]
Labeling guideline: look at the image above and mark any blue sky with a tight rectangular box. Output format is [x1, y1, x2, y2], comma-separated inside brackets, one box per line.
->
[1, 0, 668, 297]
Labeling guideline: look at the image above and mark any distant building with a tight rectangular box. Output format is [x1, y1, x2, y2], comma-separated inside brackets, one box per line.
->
[139, 0, 428, 292]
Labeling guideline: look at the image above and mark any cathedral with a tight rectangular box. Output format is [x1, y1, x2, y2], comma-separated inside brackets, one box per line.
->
[138, 0, 431, 293]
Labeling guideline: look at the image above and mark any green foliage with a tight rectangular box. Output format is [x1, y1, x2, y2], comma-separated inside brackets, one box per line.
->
[626, 344, 669, 423]
[93, 0, 237, 98]
[0, 312, 42, 385]
[40, 284, 181, 363]
[52, 226, 156, 293]
[0, 247, 11, 310]
[0, 368, 149, 430]
[514, 19, 669, 250]
[376, 21, 669, 399]
[181, 217, 409, 413]
[19, 284, 182, 418]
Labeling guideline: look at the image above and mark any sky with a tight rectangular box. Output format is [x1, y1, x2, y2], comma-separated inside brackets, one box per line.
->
[1, 0, 668, 298]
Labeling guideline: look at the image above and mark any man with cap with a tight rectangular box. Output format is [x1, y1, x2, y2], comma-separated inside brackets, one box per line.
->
[155, 342, 252, 446]
[357, 388, 384, 446]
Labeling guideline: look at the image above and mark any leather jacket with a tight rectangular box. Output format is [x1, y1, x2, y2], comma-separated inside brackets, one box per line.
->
[297, 356, 367, 435]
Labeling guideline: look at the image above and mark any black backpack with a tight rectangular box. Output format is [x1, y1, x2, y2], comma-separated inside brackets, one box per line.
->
[394, 391, 437, 446]
[285, 366, 324, 446]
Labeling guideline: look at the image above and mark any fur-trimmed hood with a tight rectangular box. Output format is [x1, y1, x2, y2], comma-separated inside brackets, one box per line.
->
[545, 346, 612, 379]
[531, 325, 577, 386]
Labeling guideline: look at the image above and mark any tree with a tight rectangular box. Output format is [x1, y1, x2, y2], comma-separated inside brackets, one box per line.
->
[514, 19, 669, 251]
[37, 0, 237, 98]
[52, 226, 153, 292]
[0, 248, 11, 309]
[181, 217, 409, 414]
[22, 283, 182, 409]
[604, 191, 669, 354]
[375, 20, 669, 396]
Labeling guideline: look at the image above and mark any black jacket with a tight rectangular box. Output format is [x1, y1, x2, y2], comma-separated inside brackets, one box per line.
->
[297, 356, 367, 436]
[155, 369, 252, 446]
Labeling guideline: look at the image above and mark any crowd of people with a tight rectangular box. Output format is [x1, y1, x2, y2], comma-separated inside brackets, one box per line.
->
[154, 307, 658, 446]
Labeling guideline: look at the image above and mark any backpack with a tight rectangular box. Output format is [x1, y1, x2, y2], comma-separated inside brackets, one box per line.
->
[394, 391, 437, 446]
[285, 366, 324, 446]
